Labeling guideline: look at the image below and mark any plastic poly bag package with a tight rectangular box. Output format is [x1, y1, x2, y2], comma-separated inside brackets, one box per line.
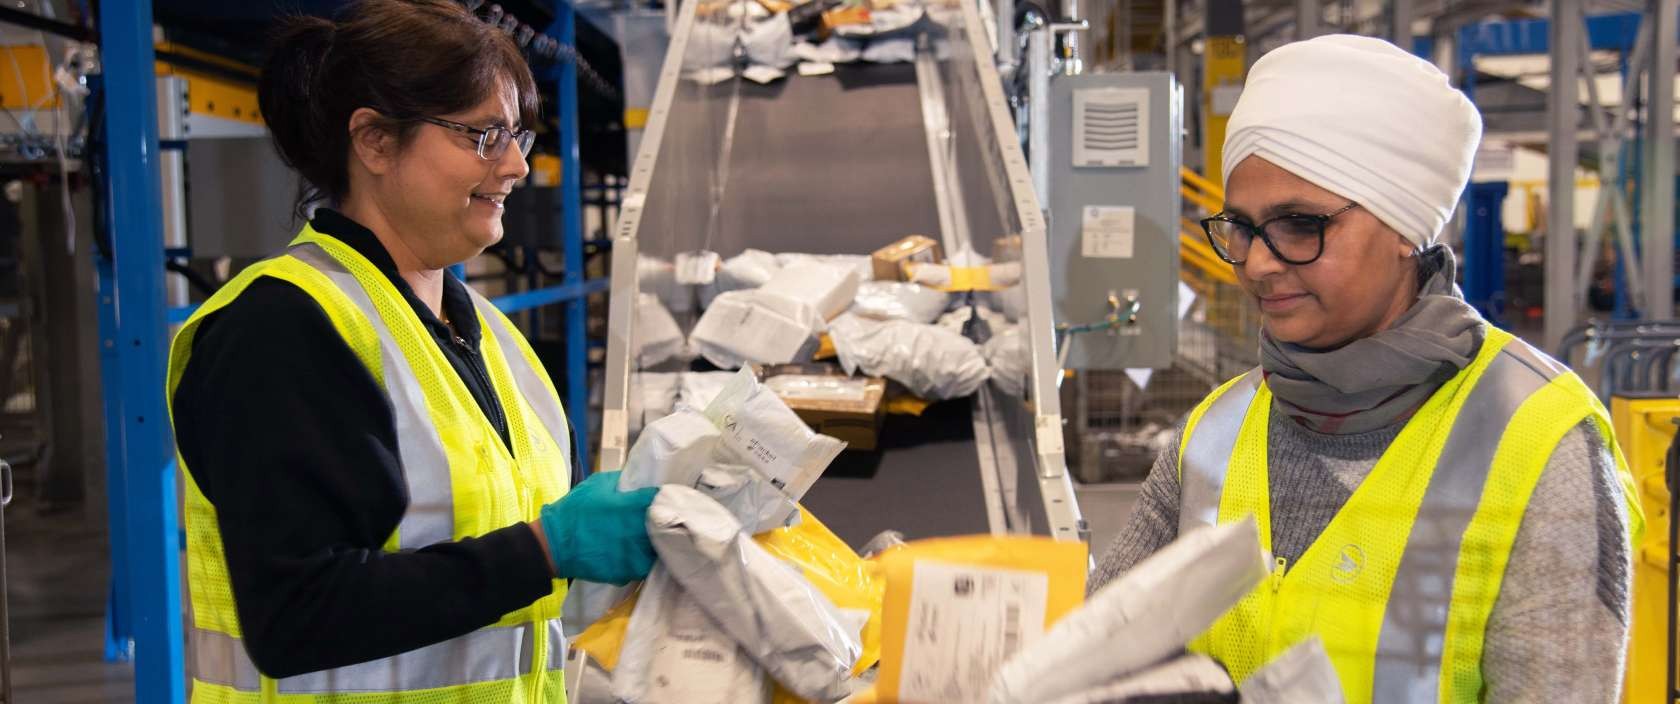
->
[982, 325, 1031, 398]
[690, 289, 825, 368]
[614, 565, 772, 704]
[761, 261, 862, 321]
[828, 314, 989, 400]
[721, 248, 784, 289]
[628, 372, 682, 437]
[1239, 637, 1344, 704]
[870, 536, 1088, 704]
[793, 36, 864, 64]
[849, 281, 950, 324]
[646, 485, 863, 702]
[633, 293, 688, 367]
[620, 408, 722, 491]
[987, 518, 1269, 704]
[680, 370, 738, 411]
[569, 503, 884, 680]
[756, 505, 886, 675]
[774, 252, 875, 283]
[693, 464, 802, 534]
[743, 13, 797, 69]
[701, 249, 783, 309]
[683, 21, 738, 71]
[702, 368, 846, 500]
[1040, 654, 1236, 704]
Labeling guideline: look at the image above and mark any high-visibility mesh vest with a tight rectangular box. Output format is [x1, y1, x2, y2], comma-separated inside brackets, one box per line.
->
[166, 226, 573, 703]
[1177, 326, 1642, 703]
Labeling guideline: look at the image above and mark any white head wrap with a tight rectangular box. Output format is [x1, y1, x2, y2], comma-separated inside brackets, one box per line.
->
[1222, 34, 1482, 249]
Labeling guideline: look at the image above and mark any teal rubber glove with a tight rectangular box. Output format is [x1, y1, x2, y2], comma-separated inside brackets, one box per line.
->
[537, 471, 660, 585]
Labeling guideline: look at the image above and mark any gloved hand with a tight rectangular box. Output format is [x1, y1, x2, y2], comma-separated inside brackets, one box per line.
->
[537, 471, 660, 585]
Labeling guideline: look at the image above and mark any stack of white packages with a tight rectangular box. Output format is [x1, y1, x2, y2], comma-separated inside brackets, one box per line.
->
[689, 261, 859, 369]
[827, 313, 989, 400]
[987, 518, 1288, 704]
[570, 370, 860, 703]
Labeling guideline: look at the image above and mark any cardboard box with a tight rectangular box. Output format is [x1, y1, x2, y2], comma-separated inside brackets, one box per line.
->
[762, 369, 887, 451]
[871, 235, 943, 282]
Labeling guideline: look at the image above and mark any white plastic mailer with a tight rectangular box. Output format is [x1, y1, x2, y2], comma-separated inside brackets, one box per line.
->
[701, 368, 845, 501]
[987, 517, 1269, 704]
[982, 324, 1031, 398]
[690, 290, 824, 368]
[849, 281, 950, 324]
[761, 261, 862, 321]
[646, 485, 863, 702]
[828, 314, 989, 400]
[679, 370, 738, 412]
[773, 252, 874, 283]
[613, 566, 771, 704]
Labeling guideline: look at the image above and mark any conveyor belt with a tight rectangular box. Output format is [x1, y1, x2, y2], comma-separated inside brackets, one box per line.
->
[601, 0, 1086, 548]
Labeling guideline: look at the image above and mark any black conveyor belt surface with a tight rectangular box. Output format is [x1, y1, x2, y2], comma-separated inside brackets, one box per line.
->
[701, 64, 987, 548]
[712, 63, 944, 254]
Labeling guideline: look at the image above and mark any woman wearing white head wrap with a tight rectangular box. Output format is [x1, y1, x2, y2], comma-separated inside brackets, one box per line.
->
[1090, 35, 1641, 703]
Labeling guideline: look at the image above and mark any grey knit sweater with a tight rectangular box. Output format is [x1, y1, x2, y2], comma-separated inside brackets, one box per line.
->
[1091, 407, 1632, 702]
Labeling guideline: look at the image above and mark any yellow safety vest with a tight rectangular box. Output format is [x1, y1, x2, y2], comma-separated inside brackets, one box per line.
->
[1177, 326, 1642, 703]
[166, 225, 573, 703]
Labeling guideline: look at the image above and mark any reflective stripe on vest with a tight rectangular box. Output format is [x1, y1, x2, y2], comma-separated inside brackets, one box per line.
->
[467, 289, 571, 464]
[1366, 347, 1551, 701]
[190, 618, 567, 693]
[1177, 328, 1633, 703]
[288, 242, 456, 549]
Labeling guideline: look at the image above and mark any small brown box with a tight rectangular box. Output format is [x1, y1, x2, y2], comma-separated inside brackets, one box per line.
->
[765, 374, 887, 451]
[871, 235, 944, 282]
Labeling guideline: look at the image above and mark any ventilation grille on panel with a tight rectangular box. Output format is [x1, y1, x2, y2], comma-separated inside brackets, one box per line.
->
[1072, 87, 1149, 168]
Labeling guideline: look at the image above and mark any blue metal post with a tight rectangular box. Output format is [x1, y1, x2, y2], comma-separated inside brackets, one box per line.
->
[100, 1, 185, 701]
[95, 255, 133, 663]
[1463, 181, 1510, 325]
[550, 1, 591, 480]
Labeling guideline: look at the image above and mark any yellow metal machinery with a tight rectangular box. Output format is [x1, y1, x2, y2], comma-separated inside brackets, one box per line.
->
[1615, 394, 1680, 703]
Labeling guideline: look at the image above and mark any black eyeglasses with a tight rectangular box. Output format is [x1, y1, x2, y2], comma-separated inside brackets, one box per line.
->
[418, 116, 535, 161]
[1200, 203, 1361, 266]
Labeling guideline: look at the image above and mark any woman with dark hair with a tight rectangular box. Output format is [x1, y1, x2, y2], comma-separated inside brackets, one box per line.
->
[166, 1, 652, 700]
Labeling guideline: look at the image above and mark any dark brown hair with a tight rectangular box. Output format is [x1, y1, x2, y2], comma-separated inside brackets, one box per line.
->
[257, 0, 540, 216]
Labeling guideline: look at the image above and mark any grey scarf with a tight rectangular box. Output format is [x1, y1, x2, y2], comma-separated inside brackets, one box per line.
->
[1259, 246, 1486, 434]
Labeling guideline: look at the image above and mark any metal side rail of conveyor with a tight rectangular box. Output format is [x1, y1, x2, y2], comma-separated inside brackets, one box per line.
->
[595, 0, 1086, 550]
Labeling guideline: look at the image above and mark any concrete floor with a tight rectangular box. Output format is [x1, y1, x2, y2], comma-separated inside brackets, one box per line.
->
[6, 489, 134, 703]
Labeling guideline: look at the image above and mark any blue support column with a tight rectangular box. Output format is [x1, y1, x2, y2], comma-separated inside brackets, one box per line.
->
[549, 1, 591, 481]
[95, 254, 133, 663]
[1463, 181, 1511, 326]
[99, 1, 186, 702]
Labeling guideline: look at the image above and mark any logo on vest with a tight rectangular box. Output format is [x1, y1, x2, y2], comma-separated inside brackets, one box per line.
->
[1331, 544, 1365, 584]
